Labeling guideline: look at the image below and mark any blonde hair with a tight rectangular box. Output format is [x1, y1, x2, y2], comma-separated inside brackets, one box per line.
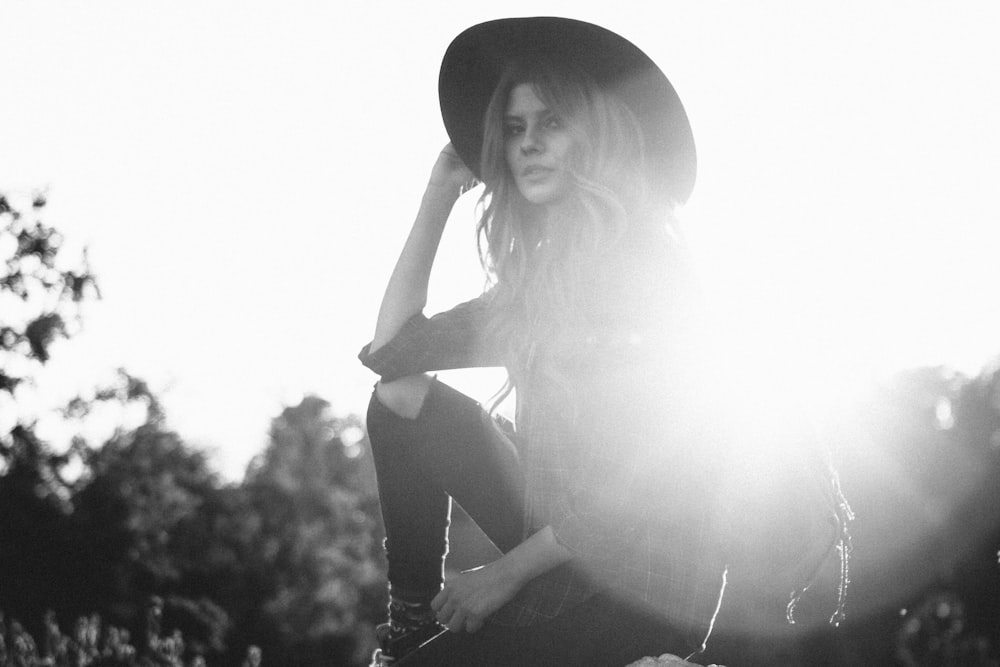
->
[476, 58, 684, 407]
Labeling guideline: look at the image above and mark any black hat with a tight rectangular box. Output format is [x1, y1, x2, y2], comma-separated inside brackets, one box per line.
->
[439, 16, 696, 205]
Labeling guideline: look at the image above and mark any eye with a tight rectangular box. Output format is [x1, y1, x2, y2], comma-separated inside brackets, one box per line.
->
[544, 115, 563, 130]
[503, 122, 525, 138]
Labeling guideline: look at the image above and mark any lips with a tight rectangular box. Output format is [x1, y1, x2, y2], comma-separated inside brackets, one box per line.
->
[521, 165, 554, 178]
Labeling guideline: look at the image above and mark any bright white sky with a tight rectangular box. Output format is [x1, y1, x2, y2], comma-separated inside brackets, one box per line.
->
[2, 1, 998, 481]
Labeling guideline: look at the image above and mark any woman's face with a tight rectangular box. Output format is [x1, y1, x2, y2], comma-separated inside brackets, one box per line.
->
[503, 83, 576, 208]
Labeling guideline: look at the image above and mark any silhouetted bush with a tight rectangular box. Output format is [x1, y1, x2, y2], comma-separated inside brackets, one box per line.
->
[0, 606, 262, 666]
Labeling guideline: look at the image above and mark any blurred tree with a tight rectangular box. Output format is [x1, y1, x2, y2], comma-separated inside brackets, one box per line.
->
[0, 189, 98, 407]
[703, 360, 1000, 666]
[0, 190, 398, 665]
[71, 386, 233, 658]
[943, 362, 1000, 657]
[0, 191, 232, 662]
[0, 190, 100, 635]
[0, 189, 97, 498]
[239, 395, 385, 666]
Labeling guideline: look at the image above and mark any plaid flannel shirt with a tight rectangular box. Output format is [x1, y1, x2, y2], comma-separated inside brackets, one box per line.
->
[359, 292, 728, 651]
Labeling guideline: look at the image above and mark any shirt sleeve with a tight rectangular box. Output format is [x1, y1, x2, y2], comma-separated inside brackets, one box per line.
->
[358, 293, 503, 382]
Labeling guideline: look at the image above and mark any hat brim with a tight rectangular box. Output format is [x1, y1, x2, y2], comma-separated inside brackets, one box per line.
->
[439, 16, 696, 205]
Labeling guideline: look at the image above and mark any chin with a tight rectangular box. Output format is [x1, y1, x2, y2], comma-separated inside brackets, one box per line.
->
[520, 186, 571, 208]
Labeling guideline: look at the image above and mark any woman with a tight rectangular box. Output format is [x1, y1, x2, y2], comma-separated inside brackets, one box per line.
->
[360, 17, 842, 666]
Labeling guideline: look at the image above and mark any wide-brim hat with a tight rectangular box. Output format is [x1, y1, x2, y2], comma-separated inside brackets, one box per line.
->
[439, 16, 696, 205]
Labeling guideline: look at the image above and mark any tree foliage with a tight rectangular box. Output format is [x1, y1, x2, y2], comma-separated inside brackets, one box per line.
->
[1, 191, 387, 665]
[238, 396, 385, 665]
[1, 191, 98, 496]
[0, 190, 103, 629]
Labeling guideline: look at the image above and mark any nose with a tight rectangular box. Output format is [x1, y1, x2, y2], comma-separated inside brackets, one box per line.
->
[519, 125, 543, 155]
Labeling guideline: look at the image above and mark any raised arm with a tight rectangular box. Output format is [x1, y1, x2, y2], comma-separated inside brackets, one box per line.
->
[369, 144, 475, 353]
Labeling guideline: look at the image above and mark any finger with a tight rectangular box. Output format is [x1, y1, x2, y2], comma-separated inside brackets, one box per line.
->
[465, 616, 484, 634]
[459, 177, 480, 195]
[446, 610, 466, 633]
[430, 591, 445, 612]
[435, 602, 454, 627]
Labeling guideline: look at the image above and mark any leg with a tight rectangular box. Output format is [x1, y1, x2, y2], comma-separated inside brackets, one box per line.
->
[367, 376, 526, 600]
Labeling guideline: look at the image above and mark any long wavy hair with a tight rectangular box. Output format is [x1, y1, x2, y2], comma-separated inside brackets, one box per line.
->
[476, 58, 690, 407]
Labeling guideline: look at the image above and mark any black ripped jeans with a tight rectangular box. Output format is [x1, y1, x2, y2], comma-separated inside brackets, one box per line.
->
[365, 378, 693, 666]
[366, 378, 527, 600]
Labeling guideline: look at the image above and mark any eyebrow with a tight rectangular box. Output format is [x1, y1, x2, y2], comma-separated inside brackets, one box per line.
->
[503, 109, 554, 122]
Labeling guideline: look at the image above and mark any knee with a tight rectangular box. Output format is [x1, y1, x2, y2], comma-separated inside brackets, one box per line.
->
[373, 375, 433, 420]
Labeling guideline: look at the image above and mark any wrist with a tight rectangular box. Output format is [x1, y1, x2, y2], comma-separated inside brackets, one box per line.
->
[494, 551, 530, 593]
[497, 526, 572, 589]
